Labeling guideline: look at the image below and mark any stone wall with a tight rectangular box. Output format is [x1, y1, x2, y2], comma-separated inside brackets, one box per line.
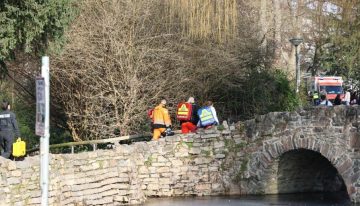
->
[0, 124, 247, 206]
[1, 106, 360, 205]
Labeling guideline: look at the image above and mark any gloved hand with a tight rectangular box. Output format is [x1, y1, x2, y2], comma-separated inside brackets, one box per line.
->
[166, 127, 174, 136]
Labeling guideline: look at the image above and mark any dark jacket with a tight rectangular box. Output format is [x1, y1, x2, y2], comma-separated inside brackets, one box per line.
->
[334, 96, 342, 105]
[0, 110, 20, 137]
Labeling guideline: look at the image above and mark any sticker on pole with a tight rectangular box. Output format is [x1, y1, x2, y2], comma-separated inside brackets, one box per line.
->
[36, 77, 45, 136]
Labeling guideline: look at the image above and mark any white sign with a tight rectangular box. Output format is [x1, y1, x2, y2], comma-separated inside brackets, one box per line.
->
[36, 77, 45, 136]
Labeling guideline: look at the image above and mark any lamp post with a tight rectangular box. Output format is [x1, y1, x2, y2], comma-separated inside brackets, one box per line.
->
[289, 37, 303, 93]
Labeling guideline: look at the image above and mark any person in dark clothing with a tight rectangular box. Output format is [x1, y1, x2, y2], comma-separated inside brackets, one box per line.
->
[0, 101, 20, 159]
[319, 94, 333, 106]
[351, 91, 358, 105]
[312, 91, 320, 106]
[334, 94, 342, 105]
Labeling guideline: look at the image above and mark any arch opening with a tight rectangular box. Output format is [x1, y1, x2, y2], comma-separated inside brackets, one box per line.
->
[277, 149, 347, 195]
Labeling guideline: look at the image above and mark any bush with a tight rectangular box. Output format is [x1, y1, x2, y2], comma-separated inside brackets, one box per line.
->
[214, 68, 300, 121]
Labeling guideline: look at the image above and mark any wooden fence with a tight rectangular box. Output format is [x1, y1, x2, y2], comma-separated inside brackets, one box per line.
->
[27, 133, 151, 155]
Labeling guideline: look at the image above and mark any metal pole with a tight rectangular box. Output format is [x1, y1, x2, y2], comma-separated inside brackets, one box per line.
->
[41, 56, 50, 206]
[295, 45, 300, 93]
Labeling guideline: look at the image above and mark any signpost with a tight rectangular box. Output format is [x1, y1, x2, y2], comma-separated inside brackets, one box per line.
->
[37, 56, 50, 206]
[36, 77, 45, 136]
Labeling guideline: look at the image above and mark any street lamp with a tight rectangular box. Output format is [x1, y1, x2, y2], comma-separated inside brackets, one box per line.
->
[289, 37, 303, 93]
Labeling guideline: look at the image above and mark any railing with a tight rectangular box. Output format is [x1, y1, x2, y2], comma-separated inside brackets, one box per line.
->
[27, 133, 151, 155]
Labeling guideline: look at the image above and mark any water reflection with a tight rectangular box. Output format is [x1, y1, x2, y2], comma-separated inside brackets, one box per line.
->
[144, 192, 354, 206]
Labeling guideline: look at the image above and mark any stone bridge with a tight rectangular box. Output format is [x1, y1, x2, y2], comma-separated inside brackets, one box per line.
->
[1, 106, 360, 205]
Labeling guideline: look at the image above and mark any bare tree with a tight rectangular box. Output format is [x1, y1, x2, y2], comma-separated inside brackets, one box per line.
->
[50, 0, 268, 141]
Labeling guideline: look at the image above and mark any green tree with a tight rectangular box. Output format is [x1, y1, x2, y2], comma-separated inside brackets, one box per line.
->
[317, 1, 360, 83]
[0, 0, 76, 72]
[0, 0, 76, 148]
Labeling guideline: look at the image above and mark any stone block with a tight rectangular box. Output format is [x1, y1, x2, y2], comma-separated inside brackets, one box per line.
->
[350, 132, 360, 149]
[138, 166, 149, 174]
[159, 178, 171, 185]
[7, 177, 20, 185]
[157, 167, 170, 173]
[165, 136, 181, 142]
[116, 145, 132, 154]
[16, 161, 31, 169]
[160, 172, 172, 178]
[152, 162, 166, 167]
[170, 159, 183, 166]
[215, 154, 225, 159]
[161, 145, 174, 154]
[201, 134, 219, 139]
[138, 174, 149, 179]
[147, 184, 159, 190]
[174, 149, 189, 157]
[7, 161, 16, 171]
[212, 183, 223, 191]
[150, 173, 160, 178]
[338, 158, 353, 174]
[11, 170, 22, 177]
[319, 143, 330, 156]
[189, 148, 201, 155]
[157, 155, 167, 162]
[195, 183, 211, 191]
[194, 157, 212, 165]
[143, 177, 158, 183]
[221, 130, 231, 135]
[173, 189, 184, 195]
[350, 171, 360, 183]
[214, 141, 225, 148]
[86, 196, 113, 205]
[200, 146, 211, 151]
[29, 197, 41, 204]
[13, 202, 24, 206]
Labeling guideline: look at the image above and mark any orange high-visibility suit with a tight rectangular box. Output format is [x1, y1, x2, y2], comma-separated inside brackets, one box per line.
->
[152, 104, 171, 140]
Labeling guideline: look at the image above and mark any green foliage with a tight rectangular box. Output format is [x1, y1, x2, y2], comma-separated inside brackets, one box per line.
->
[225, 139, 247, 153]
[183, 141, 193, 149]
[201, 150, 211, 156]
[0, 83, 73, 150]
[0, 0, 76, 61]
[316, 1, 360, 87]
[13, 97, 72, 150]
[233, 157, 249, 182]
[217, 68, 300, 121]
[144, 156, 153, 167]
[13, 100, 38, 149]
[240, 158, 248, 172]
[217, 124, 225, 131]
[0, 0, 76, 147]
[0, 88, 38, 149]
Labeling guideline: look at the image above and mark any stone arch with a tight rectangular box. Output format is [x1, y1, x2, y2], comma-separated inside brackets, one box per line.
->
[276, 149, 347, 193]
[245, 134, 354, 199]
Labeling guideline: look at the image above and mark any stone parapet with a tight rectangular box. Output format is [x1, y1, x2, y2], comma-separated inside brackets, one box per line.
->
[1, 106, 360, 205]
[0, 125, 242, 206]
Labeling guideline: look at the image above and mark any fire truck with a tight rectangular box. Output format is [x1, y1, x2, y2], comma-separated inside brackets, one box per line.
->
[307, 76, 344, 101]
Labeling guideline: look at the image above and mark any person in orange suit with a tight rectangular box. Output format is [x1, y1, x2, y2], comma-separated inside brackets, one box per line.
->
[152, 99, 172, 140]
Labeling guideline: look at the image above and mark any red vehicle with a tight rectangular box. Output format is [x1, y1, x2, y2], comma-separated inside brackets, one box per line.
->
[308, 76, 344, 100]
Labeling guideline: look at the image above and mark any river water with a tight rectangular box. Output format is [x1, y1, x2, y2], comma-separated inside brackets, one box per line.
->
[144, 192, 356, 206]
